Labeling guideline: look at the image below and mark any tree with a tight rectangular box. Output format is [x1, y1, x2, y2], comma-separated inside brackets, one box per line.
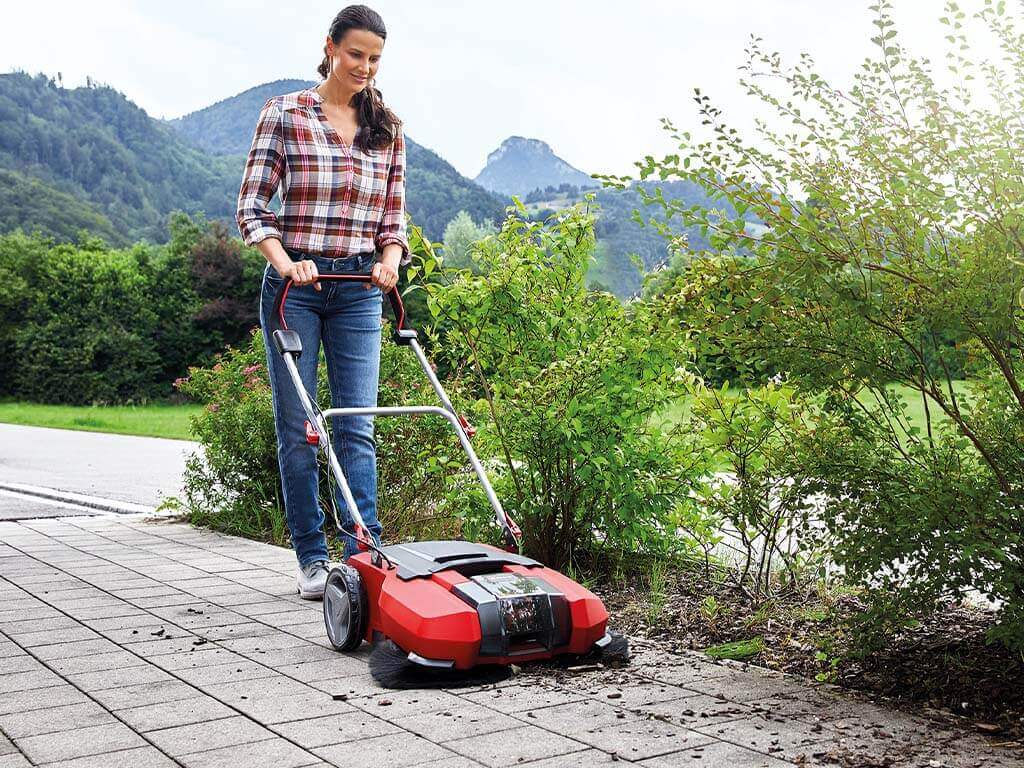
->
[440, 210, 495, 273]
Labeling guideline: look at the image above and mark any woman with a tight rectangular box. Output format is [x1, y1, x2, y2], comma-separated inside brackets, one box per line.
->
[236, 4, 410, 599]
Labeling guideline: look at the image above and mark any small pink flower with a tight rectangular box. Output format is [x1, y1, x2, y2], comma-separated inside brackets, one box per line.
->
[208, 403, 220, 412]
[243, 364, 261, 375]
[173, 377, 187, 389]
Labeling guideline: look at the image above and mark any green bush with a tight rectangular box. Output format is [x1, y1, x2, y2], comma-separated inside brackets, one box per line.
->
[175, 324, 475, 548]
[608, 2, 1024, 649]
[11, 238, 161, 403]
[422, 199, 704, 569]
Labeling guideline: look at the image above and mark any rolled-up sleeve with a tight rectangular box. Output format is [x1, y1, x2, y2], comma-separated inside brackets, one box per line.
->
[374, 128, 411, 266]
[236, 99, 285, 246]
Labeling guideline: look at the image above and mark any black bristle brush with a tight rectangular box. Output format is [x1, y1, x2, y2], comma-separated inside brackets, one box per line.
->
[369, 641, 512, 689]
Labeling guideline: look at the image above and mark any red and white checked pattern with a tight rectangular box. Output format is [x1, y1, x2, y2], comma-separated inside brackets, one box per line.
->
[236, 87, 410, 266]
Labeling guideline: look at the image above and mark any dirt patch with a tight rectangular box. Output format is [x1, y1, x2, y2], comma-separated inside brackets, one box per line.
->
[597, 570, 1024, 746]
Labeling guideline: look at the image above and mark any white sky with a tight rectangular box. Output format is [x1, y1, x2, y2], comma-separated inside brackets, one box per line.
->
[2, 1, 965, 179]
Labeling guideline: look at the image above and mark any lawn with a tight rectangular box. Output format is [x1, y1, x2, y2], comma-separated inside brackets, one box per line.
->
[0, 401, 201, 441]
[654, 381, 973, 436]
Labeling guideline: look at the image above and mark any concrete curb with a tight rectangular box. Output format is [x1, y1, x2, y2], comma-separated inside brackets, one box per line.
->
[0, 481, 157, 515]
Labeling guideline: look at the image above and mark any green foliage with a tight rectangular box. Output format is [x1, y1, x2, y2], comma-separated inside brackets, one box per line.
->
[689, 383, 821, 600]
[175, 324, 476, 547]
[441, 210, 496, 273]
[614, 1, 1024, 649]
[422, 199, 704, 568]
[9, 238, 161, 403]
[0, 169, 125, 246]
[703, 637, 764, 661]
[0, 215, 269, 403]
[0, 72, 239, 242]
[174, 334, 285, 542]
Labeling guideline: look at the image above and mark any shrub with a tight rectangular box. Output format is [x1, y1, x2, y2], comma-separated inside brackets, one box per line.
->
[605, 1, 1024, 649]
[422, 199, 704, 570]
[175, 323, 475, 548]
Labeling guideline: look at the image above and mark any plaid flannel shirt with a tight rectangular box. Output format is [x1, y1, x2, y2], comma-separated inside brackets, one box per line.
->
[236, 87, 411, 266]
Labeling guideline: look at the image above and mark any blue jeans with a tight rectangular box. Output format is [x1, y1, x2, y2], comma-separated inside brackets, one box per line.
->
[259, 250, 384, 564]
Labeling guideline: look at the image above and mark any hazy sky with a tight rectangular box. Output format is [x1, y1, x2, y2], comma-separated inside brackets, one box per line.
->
[4, 1, 960, 179]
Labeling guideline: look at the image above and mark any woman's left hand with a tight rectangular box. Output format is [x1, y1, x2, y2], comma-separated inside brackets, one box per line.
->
[368, 258, 399, 292]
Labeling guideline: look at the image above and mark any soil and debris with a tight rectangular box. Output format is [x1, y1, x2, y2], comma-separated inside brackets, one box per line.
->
[596, 570, 1024, 746]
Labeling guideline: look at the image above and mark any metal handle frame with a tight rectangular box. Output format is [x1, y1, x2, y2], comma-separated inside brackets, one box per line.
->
[271, 273, 522, 552]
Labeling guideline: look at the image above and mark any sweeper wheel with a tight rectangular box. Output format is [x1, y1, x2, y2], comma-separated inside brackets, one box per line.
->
[323, 565, 368, 652]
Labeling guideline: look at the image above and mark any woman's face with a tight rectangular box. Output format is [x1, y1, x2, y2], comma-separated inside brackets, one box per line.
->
[326, 28, 384, 92]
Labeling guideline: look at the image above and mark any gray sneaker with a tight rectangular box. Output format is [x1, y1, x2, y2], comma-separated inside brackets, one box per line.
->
[297, 560, 329, 600]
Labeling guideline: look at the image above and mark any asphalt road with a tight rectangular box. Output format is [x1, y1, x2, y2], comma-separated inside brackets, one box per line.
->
[0, 424, 196, 519]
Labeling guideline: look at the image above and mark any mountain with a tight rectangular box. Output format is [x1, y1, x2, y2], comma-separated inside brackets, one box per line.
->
[167, 80, 506, 238]
[473, 136, 599, 198]
[168, 78, 315, 155]
[0, 72, 240, 243]
[0, 168, 125, 246]
[0, 72, 503, 246]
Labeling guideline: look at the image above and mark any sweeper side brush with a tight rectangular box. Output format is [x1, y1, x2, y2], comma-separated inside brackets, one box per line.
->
[269, 271, 630, 688]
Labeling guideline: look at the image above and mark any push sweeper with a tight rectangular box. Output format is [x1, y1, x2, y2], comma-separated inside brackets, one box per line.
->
[268, 272, 628, 687]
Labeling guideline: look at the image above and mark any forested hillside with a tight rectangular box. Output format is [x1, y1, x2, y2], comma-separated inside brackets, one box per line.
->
[0, 72, 239, 242]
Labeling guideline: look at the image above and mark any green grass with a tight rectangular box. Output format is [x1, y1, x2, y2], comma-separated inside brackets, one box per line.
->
[702, 637, 765, 661]
[654, 381, 973, 437]
[0, 401, 201, 441]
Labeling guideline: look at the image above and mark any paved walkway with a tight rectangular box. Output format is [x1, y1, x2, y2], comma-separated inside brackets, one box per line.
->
[0, 515, 1018, 768]
[0, 424, 194, 509]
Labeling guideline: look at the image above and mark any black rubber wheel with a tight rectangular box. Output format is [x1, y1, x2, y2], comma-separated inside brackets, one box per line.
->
[323, 565, 368, 652]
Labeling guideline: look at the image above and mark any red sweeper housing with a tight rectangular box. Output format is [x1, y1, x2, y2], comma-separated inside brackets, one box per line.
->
[268, 271, 624, 685]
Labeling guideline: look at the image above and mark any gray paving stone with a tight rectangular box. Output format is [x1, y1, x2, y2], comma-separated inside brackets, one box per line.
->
[172, 659, 279, 687]
[90, 679, 202, 710]
[512, 749, 622, 767]
[640, 739, 795, 766]
[47, 649, 148, 675]
[632, 691, 753, 728]
[273, 656, 368, 683]
[348, 688, 468, 718]
[514, 697, 641, 732]
[569, 718, 718, 761]
[204, 674, 317, 703]
[240, 644, 341, 666]
[0, 616, 81, 635]
[144, 714, 275, 755]
[684, 668, 811, 704]
[0, 702, 117, 739]
[115, 696, 237, 732]
[269, 711, 402, 748]
[9, 625, 103, 647]
[31, 638, 121, 660]
[692, 713, 829, 761]
[228, 690, 357, 725]
[0, 684, 89, 715]
[0, 669, 65, 694]
[36, 746, 179, 768]
[14, 721, 146, 764]
[0, 656, 43, 674]
[313, 731, 456, 768]
[176, 737, 320, 768]
[149, 647, 243, 670]
[217, 632, 311, 655]
[458, 683, 586, 714]
[0, 754, 31, 768]
[400, 703, 523, 743]
[445, 724, 586, 767]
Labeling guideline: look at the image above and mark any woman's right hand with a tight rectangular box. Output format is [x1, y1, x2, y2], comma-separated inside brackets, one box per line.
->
[281, 259, 321, 291]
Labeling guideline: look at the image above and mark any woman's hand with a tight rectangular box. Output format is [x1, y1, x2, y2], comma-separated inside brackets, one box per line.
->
[368, 254, 400, 292]
[283, 259, 321, 291]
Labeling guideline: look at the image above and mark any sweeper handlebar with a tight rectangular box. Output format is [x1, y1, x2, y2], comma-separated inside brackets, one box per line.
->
[267, 270, 523, 554]
[268, 270, 417, 346]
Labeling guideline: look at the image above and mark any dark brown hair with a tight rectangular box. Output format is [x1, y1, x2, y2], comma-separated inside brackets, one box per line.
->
[317, 5, 400, 151]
